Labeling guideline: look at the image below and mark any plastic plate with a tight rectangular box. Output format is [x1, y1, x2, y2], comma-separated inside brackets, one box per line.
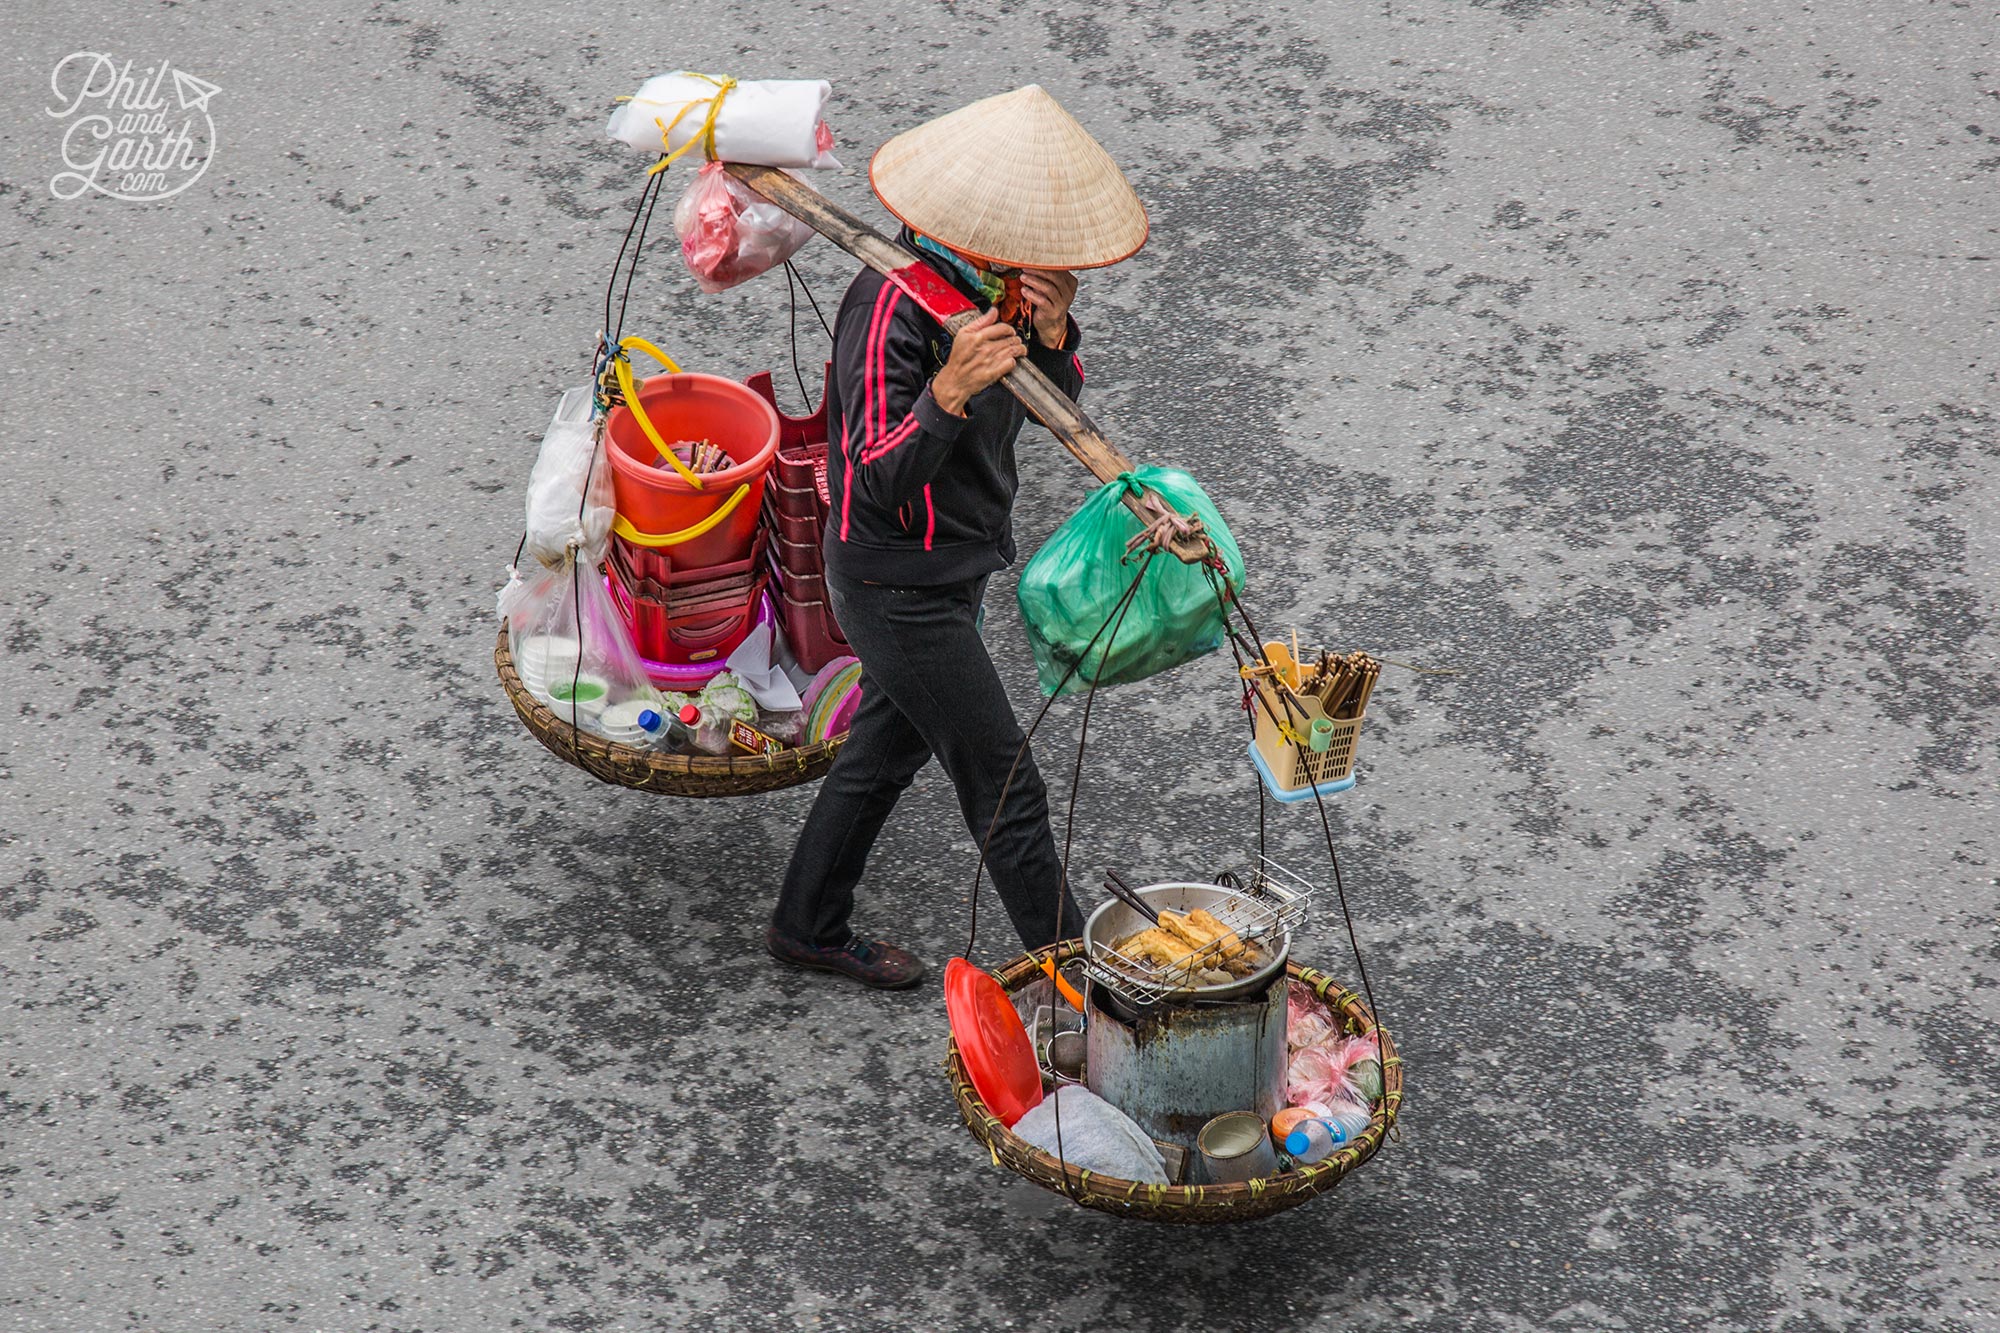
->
[943, 958, 1043, 1129]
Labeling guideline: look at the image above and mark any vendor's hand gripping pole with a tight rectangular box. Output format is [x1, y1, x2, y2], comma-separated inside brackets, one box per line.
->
[725, 163, 1212, 565]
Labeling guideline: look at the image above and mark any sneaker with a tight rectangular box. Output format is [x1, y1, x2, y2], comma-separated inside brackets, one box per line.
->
[764, 925, 927, 990]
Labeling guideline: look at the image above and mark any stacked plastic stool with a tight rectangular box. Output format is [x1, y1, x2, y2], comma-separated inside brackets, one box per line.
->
[745, 369, 851, 672]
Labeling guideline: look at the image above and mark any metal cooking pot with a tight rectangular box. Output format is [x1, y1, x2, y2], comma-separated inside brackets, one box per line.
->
[1081, 881, 1290, 1003]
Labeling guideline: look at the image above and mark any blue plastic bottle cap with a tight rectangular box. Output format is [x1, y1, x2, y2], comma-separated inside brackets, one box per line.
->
[637, 710, 661, 732]
[1285, 1127, 1313, 1155]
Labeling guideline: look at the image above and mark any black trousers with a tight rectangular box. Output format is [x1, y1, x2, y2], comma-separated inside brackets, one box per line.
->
[773, 573, 1085, 953]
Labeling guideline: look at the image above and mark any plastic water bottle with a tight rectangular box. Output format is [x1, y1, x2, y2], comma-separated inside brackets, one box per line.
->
[637, 702, 702, 753]
[1284, 1105, 1372, 1164]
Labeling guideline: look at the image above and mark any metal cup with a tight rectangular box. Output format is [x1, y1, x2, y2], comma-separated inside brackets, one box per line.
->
[1047, 1030, 1086, 1083]
[1196, 1111, 1279, 1184]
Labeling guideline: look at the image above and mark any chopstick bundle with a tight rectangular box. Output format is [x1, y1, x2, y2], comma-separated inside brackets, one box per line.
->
[1245, 635, 1380, 793]
[1317, 650, 1379, 719]
[1255, 641, 1380, 721]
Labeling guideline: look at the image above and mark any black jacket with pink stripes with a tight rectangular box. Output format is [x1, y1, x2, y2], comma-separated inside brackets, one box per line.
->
[820, 230, 1085, 587]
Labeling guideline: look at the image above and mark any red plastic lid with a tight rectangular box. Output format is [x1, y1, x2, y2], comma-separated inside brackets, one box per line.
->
[943, 958, 1043, 1128]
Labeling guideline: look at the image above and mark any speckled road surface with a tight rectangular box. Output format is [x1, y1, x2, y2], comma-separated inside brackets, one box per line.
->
[4, 2, 1995, 1330]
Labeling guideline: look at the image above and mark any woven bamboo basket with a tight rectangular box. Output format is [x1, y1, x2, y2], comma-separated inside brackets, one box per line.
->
[495, 626, 845, 798]
[947, 941, 1404, 1224]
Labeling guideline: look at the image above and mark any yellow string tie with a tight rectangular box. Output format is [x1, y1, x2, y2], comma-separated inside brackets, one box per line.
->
[642, 73, 738, 176]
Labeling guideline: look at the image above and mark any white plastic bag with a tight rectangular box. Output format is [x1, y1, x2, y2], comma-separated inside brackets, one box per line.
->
[500, 420, 662, 744]
[501, 560, 662, 741]
[673, 161, 815, 293]
[607, 72, 840, 170]
[522, 386, 611, 568]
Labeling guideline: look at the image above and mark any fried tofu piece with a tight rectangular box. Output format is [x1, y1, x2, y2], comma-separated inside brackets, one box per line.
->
[1157, 911, 1219, 956]
[1117, 927, 1192, 969]
[1187, 909, 1247, 960]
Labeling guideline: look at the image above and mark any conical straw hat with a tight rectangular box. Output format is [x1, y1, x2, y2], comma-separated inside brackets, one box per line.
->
[870, 86, 1148, 270]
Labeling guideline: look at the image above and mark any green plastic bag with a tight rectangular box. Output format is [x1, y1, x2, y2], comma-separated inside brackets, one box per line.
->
[1017, 467, 1247, 696]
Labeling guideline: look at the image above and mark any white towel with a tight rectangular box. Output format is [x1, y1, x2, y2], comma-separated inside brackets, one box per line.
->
[1010, 1087, 1169, 1185]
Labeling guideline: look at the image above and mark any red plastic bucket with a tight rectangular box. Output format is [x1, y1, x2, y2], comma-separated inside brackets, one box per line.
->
[605, 373, 780, 569]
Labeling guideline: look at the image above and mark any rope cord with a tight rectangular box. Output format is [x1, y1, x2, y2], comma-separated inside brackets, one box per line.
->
[1201, 564, 1386, 1043]
[602, 166, 663, 352]
[1044, 553, 1152, 1202]
[782, 258, 834, 415]
[956, 557, 1155, 1203]
[612, 171, 665, 351]
[792, 258, 834, 340]
[784, 261, 810, 411]
[1055, 550, 1156, 914]
[548, 170, 662, 753]
[1211, 589, 1271, 868]
[962, 558, 1154, 960]
[511, 169, 659, 584]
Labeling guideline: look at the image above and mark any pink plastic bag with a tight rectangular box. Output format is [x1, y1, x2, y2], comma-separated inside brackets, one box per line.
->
[673, 161, 815, 294]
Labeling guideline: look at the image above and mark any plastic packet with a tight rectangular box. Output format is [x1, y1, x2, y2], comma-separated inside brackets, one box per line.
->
[757, 709, 805, 746]
[698, 672, 758, 724]
[674, 161, 815, 293]
[689, 671, 759, 752]
[1010, 1086, 1168, 1184]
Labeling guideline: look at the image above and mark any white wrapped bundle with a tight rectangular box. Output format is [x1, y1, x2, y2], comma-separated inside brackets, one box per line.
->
[607, 72, 840, 170]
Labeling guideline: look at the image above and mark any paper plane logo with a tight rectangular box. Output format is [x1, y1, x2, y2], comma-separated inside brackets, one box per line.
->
[47, 52, 219, 202]
[171, 69, 221, 114]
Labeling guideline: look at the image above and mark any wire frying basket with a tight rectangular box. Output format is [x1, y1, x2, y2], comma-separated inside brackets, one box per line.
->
[1081, 856, 1321, 1008]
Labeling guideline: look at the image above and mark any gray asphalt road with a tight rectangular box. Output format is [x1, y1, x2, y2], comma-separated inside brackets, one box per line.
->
[4, 2, 1995, 1331]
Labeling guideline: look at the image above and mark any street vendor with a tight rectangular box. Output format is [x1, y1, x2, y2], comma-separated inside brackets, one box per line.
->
[767, 86, 1151, 989]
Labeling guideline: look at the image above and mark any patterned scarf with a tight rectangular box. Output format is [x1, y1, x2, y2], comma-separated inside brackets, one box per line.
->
[912, 233, 1030, 330]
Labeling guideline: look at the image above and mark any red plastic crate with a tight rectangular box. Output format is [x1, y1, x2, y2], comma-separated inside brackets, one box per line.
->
[742, 371, 832, 507]
[772, 449, 829, 511]
[766, 471, 825, 521]
[613, 526, 768, 592]
[770, 527, 825, 578]
[607, 561, 770, 665]
[765, 546, 827, 605]
[763, 501, 824, 546]
[744, 368, 829, 453]
[743, 367, 849, 671]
